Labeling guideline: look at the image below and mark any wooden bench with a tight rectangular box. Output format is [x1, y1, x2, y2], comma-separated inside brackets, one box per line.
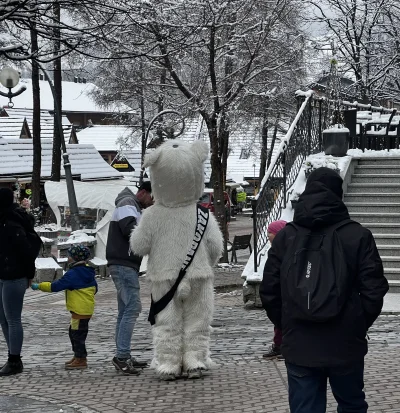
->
[230, 234, 252, 264]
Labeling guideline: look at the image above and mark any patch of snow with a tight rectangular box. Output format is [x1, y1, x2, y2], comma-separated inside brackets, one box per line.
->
[58, 230, 96, 246]
[35, 258, 61, 269]
[90, 257, 108, 266]
[348, 149, 400, 158]
[40, 237, 54, 243]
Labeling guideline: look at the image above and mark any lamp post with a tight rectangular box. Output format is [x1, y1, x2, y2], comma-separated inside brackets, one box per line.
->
[0, 67, 27, 107]
[139, 109, 185, 185]
[36, 64, 80, 230]
[253, 163, 256, 195]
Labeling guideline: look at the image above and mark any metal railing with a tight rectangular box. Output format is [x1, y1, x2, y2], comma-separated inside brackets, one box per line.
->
[252, 92, 399, 272]
[252, 92, 324, 272]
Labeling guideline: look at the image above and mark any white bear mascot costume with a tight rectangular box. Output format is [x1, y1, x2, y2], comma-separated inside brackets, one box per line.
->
[130, 139, 223, 380]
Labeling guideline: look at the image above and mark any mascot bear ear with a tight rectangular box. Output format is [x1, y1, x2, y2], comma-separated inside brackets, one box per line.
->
[143, 148, 161, 168]
[191, 140, 209, 162]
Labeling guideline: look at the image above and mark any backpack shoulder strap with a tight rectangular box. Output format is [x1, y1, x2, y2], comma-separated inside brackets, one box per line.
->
[327, 219, 357, 233]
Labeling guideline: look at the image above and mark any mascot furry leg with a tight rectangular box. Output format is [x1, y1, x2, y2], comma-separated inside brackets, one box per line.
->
[151, 278, 214, 379]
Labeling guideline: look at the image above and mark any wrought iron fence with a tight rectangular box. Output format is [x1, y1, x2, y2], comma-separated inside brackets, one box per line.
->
[252, 93, 324, 272]
[252, 92, 399, 272]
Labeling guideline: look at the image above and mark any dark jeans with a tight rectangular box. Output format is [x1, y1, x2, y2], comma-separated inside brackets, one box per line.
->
[69, 318, 90, 358]
[0, 278, 28, 356]
[286, 360, 368, 413]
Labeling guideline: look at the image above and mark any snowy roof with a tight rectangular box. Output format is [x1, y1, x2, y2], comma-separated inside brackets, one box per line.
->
[77, 125, 141, 151]
[0, 117, 26, 139]
[179, 115, 206, 142]
[5, 139, 122, 180]
[227, 120, 282, 181]
[0, 138, 32, 178]
[0, 79, 133, 113]
[2, 107, 70, 125]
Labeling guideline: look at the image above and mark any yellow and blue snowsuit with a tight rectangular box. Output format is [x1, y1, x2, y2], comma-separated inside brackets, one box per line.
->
[38, 263, 98, 358]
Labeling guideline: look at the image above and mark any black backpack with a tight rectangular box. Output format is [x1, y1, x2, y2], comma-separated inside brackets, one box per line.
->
[281, 219, 354, 322]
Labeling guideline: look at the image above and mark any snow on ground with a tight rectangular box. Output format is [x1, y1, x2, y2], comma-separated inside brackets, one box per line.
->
[58, 230, 96, 245]
[348, 149, 400, 157]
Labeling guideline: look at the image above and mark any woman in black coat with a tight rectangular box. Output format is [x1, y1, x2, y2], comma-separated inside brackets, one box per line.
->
[0, 188, 41, 376]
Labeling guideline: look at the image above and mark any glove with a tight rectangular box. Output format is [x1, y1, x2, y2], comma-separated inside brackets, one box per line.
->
[31, 283, 40, 291]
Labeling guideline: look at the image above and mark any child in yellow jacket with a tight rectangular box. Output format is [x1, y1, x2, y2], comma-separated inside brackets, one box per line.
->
[32, 244, 97, 370]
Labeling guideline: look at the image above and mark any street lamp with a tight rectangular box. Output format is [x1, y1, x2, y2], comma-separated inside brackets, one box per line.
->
[253, 163, 256, 195]
[0, 67, 27, 107]
[36, 64, 80, 231]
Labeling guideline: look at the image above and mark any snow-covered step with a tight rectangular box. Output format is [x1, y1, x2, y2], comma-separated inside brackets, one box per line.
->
[384, 269, 400, 281]
[388, 280, 400, 294]
[371, 234, 400, 245]
[375, 245, 400, 257]
[344, 194, 400, 203]
[354, 166, 400, 174]
[349, 212, 400, 224]
[382, 257, 400, 268]
[352, 174, 400, 184]
[347, 183, 400, 193]
[358, 158, 400, 166]
[347, 203, 400, 214]
[361, 223, 400, 234]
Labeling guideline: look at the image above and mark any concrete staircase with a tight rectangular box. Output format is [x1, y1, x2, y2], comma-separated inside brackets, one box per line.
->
[344, 158, 400, 292]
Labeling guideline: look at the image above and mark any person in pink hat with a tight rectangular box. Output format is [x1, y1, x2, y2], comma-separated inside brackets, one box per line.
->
[262, 220, 287, 360]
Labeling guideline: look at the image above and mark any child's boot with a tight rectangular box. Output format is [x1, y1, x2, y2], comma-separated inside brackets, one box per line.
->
[65, 357, 87, 370]
[64, 356, 75, 366]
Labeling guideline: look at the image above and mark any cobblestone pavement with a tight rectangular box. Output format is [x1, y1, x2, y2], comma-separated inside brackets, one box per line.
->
[1, 217, 400, 412]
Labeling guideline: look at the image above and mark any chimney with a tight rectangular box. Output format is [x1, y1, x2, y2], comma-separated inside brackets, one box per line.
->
[78, 77, 82, 83]
[39, 74, 44, 81]
[74, 77, 78, 83]
[83, 78, 87, 84]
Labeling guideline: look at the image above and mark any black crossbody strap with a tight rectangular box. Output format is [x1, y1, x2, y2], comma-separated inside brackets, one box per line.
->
[148, 205, 209, 325]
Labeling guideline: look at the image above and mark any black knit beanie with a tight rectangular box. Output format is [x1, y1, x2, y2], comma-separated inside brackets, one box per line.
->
[305, 167, 343, 198]
[0, 188, 14, 210]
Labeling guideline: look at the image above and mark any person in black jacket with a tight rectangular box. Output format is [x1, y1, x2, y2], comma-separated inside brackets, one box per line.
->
[260, 167, 388, 413]
[106, 183, 152, 375]
[0, 188, 41, 376]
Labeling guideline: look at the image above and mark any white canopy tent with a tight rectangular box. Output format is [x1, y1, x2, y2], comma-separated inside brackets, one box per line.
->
[45, 180, 138, 260]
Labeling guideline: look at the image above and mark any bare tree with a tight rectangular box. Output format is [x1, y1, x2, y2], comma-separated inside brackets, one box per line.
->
[308, 0, 400, 104]
[101, 0, 306, 260]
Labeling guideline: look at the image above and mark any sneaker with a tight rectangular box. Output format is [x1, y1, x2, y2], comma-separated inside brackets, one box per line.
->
[112, 357, 141, 375]
[130, 357, 148, 368]
[65, 357, 87, 370]
[262, 345, 281, 360]
[0, 360, 23, 376]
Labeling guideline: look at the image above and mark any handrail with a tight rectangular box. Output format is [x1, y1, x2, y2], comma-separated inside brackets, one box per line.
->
[252, 90, 323, 271]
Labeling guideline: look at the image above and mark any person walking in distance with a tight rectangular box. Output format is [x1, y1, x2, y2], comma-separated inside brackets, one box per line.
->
[106, 182, 153, 375]
[0, 188, 42, 376]
[262, 220, 287, 360]
[260, 167, 388, 413]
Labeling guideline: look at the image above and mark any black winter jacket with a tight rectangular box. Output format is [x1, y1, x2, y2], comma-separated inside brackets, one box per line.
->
[260, 180, 389, 368]
[0, 205, 40, 280]
[106, 188, 143, 270]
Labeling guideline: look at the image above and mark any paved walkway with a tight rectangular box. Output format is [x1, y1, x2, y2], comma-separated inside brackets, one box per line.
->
[1, 275, 400, 413]
[1, 217, 400, 412]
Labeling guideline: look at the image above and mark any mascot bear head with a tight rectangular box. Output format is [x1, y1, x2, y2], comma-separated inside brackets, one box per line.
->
[143, 139, 209, 208]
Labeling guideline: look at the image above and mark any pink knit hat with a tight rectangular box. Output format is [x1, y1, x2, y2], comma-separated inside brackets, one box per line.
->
[267, 220, 287, 235]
